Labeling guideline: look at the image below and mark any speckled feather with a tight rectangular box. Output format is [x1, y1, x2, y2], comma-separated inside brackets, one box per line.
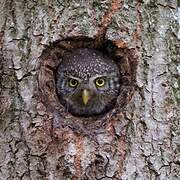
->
[58, 48, 118, 80]
[56, 48, 120, 117]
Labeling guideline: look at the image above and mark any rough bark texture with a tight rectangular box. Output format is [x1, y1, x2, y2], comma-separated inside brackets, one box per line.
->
[0, 0, 179, 179]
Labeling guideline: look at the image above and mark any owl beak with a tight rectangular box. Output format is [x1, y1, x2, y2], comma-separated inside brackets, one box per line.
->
[82, 89, 90, 105]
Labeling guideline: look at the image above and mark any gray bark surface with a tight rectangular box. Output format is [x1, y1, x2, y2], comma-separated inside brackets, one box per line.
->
[0, 0, 179, 179]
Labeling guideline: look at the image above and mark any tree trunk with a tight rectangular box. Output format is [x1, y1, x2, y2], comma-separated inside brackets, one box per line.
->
[0, 0, 179, 179]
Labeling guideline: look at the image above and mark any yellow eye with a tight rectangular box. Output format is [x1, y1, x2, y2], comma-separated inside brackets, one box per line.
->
[69, 79, 78, 87]
[95, 78, 106, 87]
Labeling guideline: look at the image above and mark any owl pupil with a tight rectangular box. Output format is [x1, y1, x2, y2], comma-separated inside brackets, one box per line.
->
[71, 80, 76, 85]
[95, 78, 105, 87]
[98, 79, 103, 84]
[69, 79, 78, 87]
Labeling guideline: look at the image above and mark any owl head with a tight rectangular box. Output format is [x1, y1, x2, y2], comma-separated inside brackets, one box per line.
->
[56, 48, 120, 117]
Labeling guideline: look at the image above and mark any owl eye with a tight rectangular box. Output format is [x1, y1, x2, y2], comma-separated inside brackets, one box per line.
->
[95, 77, 106, 87]
[69, 78, 78, 87]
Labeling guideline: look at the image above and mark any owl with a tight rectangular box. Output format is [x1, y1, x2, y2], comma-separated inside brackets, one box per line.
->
[56, 48, 120, 117]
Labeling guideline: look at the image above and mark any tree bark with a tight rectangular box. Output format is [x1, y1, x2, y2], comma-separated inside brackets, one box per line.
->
[0, 0, 179, 179]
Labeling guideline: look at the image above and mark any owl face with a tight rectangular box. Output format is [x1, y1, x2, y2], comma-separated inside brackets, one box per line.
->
[56, 48, 120, 117]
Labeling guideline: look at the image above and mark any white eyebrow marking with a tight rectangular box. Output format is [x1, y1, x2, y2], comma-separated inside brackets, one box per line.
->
[68, 75, 82, 82]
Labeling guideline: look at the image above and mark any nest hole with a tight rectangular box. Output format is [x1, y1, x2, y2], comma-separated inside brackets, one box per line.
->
[39, 36, 137, 121]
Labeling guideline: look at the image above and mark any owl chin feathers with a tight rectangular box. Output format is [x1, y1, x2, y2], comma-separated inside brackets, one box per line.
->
[62, 95, 117, 118]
